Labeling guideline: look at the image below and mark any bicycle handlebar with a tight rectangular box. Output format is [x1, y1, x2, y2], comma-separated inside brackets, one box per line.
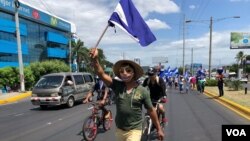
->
[87, 102, 100, 110]
[152, 96, 167, 104]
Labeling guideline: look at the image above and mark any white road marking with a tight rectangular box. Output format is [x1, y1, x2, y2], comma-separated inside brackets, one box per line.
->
[14, 113, 24, 116]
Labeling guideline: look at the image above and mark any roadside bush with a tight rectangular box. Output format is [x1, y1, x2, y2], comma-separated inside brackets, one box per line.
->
[205, 79, 217, 86]
[0, 60, 70, 91]
[30, 60, 70, 82]
[24, 66, 35, 90]
[224, 79, 231, 87]
[0, 67, 36, 91]
[0, 67, 17, 91]
[227, 80, 242, 91]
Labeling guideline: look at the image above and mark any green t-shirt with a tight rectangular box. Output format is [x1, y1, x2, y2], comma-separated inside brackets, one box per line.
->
[110, 79, 153, 130]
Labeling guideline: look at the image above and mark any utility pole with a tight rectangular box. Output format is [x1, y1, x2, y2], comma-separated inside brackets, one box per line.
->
[191, 48, 193, 76]
[69, 34, 72, 72]
[15, 0, 25, 92]
[186, 16, 240, 79]
[182, 15, 186, 75]
[122, 52, 125, 60]
[208, 16, 213, 79]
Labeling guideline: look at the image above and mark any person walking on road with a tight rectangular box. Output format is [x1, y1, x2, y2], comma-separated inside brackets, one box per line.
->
[217, 69, 224, 97]
[178, 75, 184, 93]
[190, 76, 196, 90]
[198, 75, 206, 94]
[89, 48, 164, 141]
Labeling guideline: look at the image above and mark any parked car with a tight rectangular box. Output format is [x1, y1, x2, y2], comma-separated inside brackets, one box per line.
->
[30, 72, 94, 109]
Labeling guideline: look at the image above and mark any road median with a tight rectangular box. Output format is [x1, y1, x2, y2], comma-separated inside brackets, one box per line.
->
[204, 89, 250, 120]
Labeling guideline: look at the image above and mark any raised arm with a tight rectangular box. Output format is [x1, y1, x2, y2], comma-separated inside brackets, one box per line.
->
[89, 48, 112, 86]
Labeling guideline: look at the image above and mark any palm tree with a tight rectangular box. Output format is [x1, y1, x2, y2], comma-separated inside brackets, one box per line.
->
[71, 39, 107, 72]
[71, 39, 89, 72]
[235, 51, 246, 68]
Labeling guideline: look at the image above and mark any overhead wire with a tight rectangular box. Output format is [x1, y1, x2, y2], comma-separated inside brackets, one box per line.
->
[38, 0, 56, 15]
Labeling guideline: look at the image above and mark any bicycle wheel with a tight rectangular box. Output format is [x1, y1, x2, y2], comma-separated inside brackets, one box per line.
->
[160, 120, 165, 131]
[158, 112, 166, 131]
[82, 116, 98, 141]
[141, 117, 150, 141]
[103, 110, 113, 131]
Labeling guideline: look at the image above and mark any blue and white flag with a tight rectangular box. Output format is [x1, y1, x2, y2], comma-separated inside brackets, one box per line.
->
[108, 0, 156, 47]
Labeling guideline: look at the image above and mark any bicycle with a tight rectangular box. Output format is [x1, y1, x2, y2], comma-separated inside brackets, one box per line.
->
[141, 98, 167, 141]
[82, 102, 113, 141]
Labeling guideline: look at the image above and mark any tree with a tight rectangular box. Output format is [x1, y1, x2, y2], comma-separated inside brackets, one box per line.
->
[71, 39, 108, 73]
[235, 51, 246, 68]
[71, 39, 89, 72]
[229, 63, 238, 73]
[30, 60, 69, 82]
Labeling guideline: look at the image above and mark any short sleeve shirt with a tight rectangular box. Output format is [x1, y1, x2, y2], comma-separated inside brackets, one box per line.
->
[110, 79, 153, 130]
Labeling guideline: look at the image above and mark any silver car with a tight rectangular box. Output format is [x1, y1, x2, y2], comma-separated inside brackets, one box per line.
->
[31, 72, 94, 109]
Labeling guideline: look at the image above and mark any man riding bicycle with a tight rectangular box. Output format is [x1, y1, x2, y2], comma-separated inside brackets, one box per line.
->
[83, 76, 111, 118]
[142, 67, 168, 125]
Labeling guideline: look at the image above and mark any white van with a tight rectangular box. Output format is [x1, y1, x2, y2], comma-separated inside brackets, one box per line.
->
[31, 72, 94, 109]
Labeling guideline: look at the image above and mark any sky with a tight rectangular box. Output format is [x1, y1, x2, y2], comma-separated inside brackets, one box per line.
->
[21, 0, 250, 69]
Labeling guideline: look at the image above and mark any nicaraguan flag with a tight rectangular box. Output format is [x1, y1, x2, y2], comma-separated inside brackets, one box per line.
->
[108, 0, 156, 47]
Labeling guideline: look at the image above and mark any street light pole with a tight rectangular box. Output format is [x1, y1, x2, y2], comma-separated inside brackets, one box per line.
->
[208, 17, 213, 79]
[191, 48, 193, 76]
[15, 0, 25, 92]
[69, 34, 72, 72]
[186, 16, 240, 79]
[208, 16, 240, 79]
[183, 15, 186, 75]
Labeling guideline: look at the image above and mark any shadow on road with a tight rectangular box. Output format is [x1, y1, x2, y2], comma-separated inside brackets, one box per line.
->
[78, 126, 110, 141]
[205, 96, 220, 100]
[29, 102, 84, 111]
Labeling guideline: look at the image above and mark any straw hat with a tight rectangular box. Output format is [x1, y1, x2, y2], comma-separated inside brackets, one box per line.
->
[113, 60, 144, 80]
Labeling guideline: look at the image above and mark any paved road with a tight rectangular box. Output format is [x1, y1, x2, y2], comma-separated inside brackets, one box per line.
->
[0, 89, 249, 141]
[167, 88, 249, 141]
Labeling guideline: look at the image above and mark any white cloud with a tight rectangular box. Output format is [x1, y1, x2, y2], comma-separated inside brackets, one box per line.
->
[134, 0, 180, 17]
[189, 5, 196, 10]
[20, 0, 250, 69]
[146, 19, 171, 30]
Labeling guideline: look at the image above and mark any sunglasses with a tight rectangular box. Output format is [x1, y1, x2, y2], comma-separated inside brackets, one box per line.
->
[119, 66, 134, 74]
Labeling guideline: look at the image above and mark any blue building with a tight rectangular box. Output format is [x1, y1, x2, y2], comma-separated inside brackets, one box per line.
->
[0, 0, 76, 68]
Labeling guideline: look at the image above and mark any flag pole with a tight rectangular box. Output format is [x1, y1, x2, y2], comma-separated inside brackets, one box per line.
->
[91, 24, 109, 59]
[94, 24, 109, 48]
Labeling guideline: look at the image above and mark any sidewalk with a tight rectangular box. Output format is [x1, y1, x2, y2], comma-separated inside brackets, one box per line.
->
[0, 91, 31, 105]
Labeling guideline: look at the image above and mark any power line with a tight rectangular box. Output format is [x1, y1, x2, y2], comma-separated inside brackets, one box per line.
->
[38, 0, 55, 15]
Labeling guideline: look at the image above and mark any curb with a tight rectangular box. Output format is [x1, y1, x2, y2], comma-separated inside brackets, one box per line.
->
[0, 91, 32, 105]
[204, 90, 250, 121]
